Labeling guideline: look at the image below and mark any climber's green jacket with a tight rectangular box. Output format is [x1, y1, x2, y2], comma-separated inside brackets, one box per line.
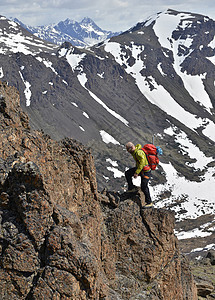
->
[131, 144, 149, 174]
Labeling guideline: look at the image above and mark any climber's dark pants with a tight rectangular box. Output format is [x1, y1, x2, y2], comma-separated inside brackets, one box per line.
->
[125, 167, 152, 204]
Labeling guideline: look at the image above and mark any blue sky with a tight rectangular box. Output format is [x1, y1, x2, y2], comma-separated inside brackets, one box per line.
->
[0, 0, 215, 31]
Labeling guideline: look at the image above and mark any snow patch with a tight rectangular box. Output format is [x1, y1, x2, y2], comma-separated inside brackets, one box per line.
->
[157, 63, 166, 76]
[106, 158, 124, 178]
[177, 72, 213, 113]
[97, 72, 104, 78]
[59, 48, 86, 72]
[106, 158, 118, 167]
[0, 26, 55, 55]
[19, 71, 32, 106]
[175, 227, 213, 240]
[107, 167, 124, 178]
[0, 67, 4, 78]
[36, 57, 58, 75]
[62, 79, 68, 85]
[152, 12, 213, 114]
[83, 112, 89, 118]
[164, 125, 213, 170]
[153, 161, 215, 221]
[100, 130, 120, 145]
[79, 126, 85, 132]
[191, 244, 215, 253]
[175, 221, 215, 240]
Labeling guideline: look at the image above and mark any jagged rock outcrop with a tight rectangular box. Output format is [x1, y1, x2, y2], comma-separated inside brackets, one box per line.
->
[0, 81, 198, 299]
[0, 161, 106, 299]
[0, 80, 98, 207]
[100, 190, 197, 299]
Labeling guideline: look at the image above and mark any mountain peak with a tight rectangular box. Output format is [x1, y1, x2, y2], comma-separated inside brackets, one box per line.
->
[61, 18, 77, 25]
[13, 16, 119, 47]
[81, 17, 95, 24]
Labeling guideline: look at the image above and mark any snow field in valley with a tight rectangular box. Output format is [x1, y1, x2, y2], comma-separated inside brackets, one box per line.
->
[104, 38, 215, 142]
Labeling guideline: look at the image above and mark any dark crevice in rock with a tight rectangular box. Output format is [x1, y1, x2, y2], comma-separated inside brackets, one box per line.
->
[0, 238, 9, 258]
[140, 210, 164, 247]
[25, 269, 45, 300]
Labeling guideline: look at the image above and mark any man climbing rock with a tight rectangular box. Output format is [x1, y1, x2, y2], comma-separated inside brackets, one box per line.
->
[125, 142, 153, 208]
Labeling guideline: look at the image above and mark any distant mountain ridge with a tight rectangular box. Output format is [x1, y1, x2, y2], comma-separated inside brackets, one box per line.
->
[12, 17, 121, 47]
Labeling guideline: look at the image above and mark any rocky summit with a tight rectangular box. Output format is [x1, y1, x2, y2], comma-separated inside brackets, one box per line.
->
[0, 82, 199, 299]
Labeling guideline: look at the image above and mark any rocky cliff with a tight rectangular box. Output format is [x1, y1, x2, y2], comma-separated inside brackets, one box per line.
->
[0, 81, 198, 299]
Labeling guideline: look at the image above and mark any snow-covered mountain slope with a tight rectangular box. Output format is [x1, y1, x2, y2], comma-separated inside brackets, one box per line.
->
[0, 9, 215, 256]
[13, 17, 121, 47]
[0, 16, 57, 55]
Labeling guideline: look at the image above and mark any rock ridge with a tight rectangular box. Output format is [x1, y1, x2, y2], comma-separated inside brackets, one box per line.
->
[0, 81, 198, 299]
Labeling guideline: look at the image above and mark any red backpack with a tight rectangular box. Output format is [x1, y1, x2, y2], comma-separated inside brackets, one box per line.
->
[142, 144, 160, 170]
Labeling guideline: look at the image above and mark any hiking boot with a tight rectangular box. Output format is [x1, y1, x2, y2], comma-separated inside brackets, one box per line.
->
[126, 186, 138, 193]
[143, 202, 153, 208]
